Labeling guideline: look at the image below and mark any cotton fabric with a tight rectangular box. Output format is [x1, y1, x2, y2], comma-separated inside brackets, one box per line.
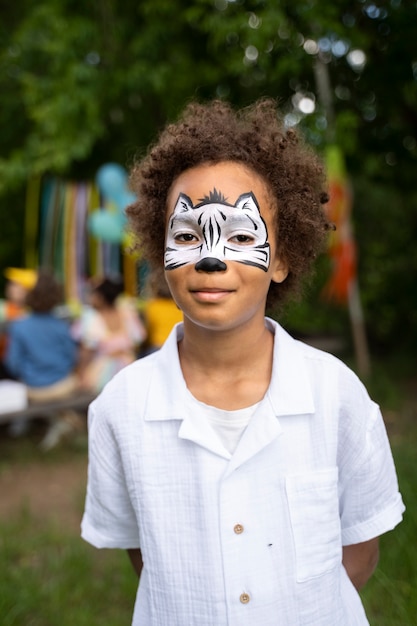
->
[186, 391, 259, 454]
[82, 319, 404, 626]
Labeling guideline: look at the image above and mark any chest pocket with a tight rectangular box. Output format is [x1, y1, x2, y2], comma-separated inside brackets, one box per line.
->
[285, 468, 342, 582]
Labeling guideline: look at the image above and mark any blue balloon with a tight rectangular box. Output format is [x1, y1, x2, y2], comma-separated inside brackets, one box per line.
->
[88, 209, 125, 243]
[114, 190, 136, 213]
[96, 163, 127, 201]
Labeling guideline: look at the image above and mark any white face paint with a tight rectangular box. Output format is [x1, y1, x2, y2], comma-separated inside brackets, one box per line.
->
[165, 190, 270, 271]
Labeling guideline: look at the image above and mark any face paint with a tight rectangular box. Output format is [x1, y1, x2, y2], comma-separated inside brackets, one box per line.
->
[165, 190, 270, 271]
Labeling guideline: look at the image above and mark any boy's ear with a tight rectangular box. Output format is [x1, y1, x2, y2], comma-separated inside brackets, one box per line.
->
[271, 256, 288, 284]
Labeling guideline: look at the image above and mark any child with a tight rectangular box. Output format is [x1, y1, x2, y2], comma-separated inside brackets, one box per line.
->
[5, 270, 79, 445]
[0, 267, 38, 378]
[81, 99, 404, 625]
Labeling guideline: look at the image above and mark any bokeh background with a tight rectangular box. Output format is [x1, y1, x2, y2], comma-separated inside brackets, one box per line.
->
[1, 0, 417, 360]
[1, 1, 416, 624]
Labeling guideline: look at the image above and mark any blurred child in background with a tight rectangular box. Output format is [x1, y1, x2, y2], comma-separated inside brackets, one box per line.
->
[0, 267, 37, 378]
[4, 270, 79, 447]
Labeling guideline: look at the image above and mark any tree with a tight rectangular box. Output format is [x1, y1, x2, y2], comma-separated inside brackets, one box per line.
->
[1, 0, 416, 353]
[2, 0, 414, 184]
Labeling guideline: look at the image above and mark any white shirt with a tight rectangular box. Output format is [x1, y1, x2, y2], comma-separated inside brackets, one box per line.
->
[81, 319, 405, 626]
[187, 390, 259, 454]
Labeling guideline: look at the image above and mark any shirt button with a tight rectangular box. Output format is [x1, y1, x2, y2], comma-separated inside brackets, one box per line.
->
[240, 593, 250, 604]
[234, 523, 244, 534]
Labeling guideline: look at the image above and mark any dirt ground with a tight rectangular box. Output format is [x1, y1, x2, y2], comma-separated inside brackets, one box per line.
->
[0, 421, 88, 534]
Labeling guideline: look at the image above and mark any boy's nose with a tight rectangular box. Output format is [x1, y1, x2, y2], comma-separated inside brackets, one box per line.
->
[195, 257, 227, 272]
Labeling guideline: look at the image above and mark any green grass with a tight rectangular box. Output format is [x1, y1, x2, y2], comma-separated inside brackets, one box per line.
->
[359, 364, 417, 625]
[0, 424, 138, 626]
[361, 435, 417, 624]
[0, 511, 137, 626]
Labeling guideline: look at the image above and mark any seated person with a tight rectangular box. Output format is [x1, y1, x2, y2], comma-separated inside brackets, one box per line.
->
[73, 276, 147, 393]
[4, 270, 79, 446]
[0, 267, 37, 379]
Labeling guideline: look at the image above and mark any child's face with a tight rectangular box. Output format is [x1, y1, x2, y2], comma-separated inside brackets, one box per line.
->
[5, 281, 28, 306]
[164, 161, 287, 333]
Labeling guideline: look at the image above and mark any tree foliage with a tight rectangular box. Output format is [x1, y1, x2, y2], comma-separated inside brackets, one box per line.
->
[0, 0, 416, 352]
[2, 0, 416, 184]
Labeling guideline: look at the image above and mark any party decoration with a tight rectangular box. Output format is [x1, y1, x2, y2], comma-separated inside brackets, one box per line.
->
[21, 167, 143, 306]
[96, 163, 128, 202]
[89, 209, 125, 244]
[88, 162, 136, 244]
[322, 145, 357, 304]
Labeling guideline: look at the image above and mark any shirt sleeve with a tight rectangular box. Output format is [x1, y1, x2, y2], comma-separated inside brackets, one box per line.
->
[339, 400, 405, 546]
[81, 401, 141, 549]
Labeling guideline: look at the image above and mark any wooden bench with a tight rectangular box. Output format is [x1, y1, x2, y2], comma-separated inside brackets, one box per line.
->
[0, 391, 96, 424]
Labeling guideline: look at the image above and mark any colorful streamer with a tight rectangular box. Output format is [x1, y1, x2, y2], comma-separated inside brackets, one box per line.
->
[322, 146, 357, 304]
[27, 175, 140, 304]
[24, 175, 41, 270]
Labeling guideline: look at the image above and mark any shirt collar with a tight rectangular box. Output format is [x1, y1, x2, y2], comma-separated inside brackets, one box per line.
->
[264, 317, 315, 416]
[143, 323, 191, 422]
[143, 318, 315, 422]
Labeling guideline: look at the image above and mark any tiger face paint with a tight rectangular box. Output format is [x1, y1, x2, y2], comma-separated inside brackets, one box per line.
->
[164, 189, 270, 272]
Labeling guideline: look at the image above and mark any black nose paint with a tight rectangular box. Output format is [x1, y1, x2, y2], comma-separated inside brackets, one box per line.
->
[195, 257, 227, 272]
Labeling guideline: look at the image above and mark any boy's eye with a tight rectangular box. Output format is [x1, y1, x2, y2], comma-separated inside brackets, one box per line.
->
[230, 234, 255, 244]
[174, 232, 198, 243]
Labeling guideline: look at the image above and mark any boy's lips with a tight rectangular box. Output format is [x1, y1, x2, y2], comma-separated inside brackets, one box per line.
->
[190, 287, 234, 302]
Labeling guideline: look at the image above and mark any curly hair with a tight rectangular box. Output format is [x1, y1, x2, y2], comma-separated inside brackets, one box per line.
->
[127, 98, 331, 308]
[26, 270, 64, 313]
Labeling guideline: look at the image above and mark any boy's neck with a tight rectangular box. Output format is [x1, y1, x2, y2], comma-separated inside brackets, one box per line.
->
[178, 317, 275, 410]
